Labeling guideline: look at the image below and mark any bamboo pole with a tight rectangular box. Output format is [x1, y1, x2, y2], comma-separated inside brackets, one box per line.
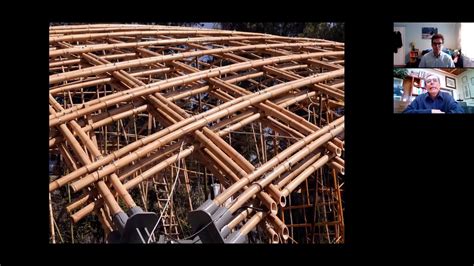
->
[226, 207, 254, 230]
[50, 112, 126, 223]
[281, 154, 334, 198]
[202, 127, 255, 173]
[239, 211, 264, 236]
[67, 103, 298, 223]
[50, 72, 340, 192]
[264, 221, 280, 243]
[267, 213, 289, 240]
[49, 24, 345, 243]
[181, 159, 194, 211]
[328, 160, 344, 175]
[213, 117, 343, 206]
[196, 131, 277, 215]
[51, 95, 137, 210]
[49, 55, 343, 126]
[68, 70, 344, 192]
[49, 192, 55, 243]
[225, 124, 343, 212]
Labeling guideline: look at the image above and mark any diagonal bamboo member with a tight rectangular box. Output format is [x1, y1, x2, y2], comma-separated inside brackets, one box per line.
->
[68, 69, 343, 192]
[49, 24, 345, 243]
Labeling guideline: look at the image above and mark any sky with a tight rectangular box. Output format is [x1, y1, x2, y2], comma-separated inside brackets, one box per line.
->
[193, 22, 221, 29]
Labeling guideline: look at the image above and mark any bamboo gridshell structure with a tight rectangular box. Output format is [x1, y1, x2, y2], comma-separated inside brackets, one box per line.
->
[49, 24, 345, 244]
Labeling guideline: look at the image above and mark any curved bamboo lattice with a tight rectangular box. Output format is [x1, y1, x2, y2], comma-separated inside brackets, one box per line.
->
[49, 23, 345, 244]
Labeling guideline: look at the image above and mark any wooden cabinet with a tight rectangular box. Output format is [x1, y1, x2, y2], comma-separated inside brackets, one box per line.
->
[402, 75, 426, 102]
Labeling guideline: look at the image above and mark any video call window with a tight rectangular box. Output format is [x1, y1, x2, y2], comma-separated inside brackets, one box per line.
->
[394, 23, 474, 114]
[393, 68, 474, 113]
[394, 22, 474, 68]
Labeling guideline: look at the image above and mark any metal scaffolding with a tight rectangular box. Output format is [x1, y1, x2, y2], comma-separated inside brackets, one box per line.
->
[49, 23, 345, 243]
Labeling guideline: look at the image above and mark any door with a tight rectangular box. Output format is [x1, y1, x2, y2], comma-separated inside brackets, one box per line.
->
[394, 27, 406, 66]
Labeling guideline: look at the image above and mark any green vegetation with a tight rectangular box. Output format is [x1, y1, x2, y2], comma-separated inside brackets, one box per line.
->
[220, 22, 344, 41]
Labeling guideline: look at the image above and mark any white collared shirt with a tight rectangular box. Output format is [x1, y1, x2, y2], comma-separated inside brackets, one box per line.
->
[419, 51, 455, 67]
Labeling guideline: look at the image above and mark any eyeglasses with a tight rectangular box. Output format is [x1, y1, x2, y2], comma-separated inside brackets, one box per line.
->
[426, 78, 439, 83]
[432, 42, 443, 45]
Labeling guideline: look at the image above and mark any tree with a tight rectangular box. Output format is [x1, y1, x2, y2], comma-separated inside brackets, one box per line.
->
[301, 22, 344, 42]
[220, 22, 344, 42]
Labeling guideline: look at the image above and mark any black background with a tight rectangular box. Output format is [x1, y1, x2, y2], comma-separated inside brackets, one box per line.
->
[3, 4, 472, 264]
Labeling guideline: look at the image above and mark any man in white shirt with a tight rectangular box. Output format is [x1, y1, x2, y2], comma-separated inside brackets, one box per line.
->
[418, 34, 455, 68]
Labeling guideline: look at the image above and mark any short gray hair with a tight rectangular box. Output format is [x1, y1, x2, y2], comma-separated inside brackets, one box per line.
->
[425, 74, 440, 83]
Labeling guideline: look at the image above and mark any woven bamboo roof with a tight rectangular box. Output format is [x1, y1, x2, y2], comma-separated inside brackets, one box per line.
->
[49, 24, 345, 244]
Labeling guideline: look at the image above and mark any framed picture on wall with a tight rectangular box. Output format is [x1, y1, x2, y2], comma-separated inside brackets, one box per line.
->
[464, 85, 470, 98]
[446, 76, 456, 88]
[422, 27, 438, 39]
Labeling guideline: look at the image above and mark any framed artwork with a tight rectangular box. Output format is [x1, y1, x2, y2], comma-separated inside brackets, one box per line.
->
[419, 71, 426, 79]
[422, 27, 438, 39]
[446, 76, 456, 88]
[464, 85, 470, 98]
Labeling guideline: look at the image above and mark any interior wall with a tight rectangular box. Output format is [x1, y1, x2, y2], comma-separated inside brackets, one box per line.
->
[393, 23, 459, 62]
[457, 69, 474, 103]
[394, 27, 406, 65]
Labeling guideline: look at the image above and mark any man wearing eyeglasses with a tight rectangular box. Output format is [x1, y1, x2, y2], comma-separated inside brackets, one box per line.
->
[418, 34, 455, 68]
[402, 74, 464, 113]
